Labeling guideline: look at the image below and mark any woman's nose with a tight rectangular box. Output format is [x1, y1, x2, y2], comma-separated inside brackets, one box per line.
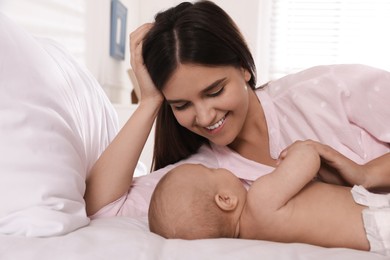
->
[194, 104, 214, 127]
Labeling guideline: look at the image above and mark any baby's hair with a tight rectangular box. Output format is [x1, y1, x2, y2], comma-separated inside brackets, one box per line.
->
[148, 165, 231, 239]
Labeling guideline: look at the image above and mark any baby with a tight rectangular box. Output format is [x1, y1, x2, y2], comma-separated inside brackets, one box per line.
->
[148, 141, 390, 256]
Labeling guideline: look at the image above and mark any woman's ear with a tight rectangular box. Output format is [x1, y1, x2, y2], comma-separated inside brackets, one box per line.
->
[242, 68, 251, 82]
[214, 192, 238, 212]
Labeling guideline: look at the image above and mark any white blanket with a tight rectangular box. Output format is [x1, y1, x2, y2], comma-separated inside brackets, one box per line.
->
[1, 217, 387, 260]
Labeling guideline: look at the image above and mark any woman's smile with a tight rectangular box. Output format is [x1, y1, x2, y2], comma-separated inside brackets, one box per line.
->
[205, 113, 227, 133]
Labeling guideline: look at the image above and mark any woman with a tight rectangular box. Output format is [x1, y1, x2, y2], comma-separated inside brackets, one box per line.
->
[85, 1, 390, 218]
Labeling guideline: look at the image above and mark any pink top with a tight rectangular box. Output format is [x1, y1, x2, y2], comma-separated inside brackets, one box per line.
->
[91, 64, 390, 219]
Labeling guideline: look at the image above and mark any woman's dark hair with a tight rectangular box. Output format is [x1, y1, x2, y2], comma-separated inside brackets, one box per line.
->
[143, 0, 257, 170]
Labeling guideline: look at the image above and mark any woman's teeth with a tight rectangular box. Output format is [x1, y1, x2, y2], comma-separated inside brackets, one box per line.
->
[206, 116, 225, 130]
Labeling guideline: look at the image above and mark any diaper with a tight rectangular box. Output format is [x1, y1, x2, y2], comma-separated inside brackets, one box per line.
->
[351, 185, 390, 256]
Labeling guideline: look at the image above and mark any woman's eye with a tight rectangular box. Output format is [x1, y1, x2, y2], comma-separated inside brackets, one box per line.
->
[208, 86, 224, 97]
[172, 102, 189, 111]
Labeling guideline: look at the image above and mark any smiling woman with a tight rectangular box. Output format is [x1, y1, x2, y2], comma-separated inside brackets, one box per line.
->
[162, 65, 252, 148]
[142, 1, 258, 170]
[2, 1, 389, 259]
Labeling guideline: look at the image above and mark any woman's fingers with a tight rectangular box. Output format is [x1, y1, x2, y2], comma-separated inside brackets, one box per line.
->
[129, 23, 163, 104]
[130, 23, 153, 69]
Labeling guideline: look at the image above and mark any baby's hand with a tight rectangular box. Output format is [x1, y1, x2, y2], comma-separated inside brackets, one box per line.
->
[277, 140, 319, 165]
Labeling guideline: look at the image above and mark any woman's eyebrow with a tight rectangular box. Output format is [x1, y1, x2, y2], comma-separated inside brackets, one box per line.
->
[202, 78, 227, 93]
[166, 78, 227, 104]
[166, 99, 186, 104]
[166, 77, 227, 104]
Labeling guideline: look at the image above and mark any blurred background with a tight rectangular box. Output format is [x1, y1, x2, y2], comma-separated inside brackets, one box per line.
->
[1, 0, 390, 105]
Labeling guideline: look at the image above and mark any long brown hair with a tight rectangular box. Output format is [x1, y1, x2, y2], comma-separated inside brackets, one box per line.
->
[142, 1, 257, 170]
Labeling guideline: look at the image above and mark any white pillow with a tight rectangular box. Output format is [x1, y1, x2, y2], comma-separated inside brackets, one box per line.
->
[0, 13, 118, 237]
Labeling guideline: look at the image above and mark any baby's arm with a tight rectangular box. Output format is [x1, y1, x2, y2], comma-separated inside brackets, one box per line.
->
[247, 140, 321, 211]
[84, 24, 163, 216]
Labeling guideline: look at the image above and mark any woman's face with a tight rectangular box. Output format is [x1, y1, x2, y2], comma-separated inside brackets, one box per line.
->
[162, 64, 251, 146]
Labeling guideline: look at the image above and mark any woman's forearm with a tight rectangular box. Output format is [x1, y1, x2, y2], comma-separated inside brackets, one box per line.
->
[363, 152, 390, 191]
[84, 99, 161, 216]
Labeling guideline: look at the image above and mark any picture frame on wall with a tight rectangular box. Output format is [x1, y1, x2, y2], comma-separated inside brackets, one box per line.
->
[110, 0, 127, 60]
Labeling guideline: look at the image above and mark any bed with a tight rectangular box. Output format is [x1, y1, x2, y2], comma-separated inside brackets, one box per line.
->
[0, 12, 388, 260]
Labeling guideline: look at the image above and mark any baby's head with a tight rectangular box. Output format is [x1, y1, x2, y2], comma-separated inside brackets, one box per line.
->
[148, 163, 247, 239]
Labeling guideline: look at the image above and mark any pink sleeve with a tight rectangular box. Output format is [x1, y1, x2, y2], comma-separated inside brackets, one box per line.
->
[335, 64, 390, 143]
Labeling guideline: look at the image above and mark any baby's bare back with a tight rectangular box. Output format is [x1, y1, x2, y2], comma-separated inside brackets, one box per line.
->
[240, 182, 370, 250]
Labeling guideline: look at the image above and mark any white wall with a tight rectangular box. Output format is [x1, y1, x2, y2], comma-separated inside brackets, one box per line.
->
[0, 0, 265, 103]
[0, 0, 138, 104]
[84, 0, 140, 104]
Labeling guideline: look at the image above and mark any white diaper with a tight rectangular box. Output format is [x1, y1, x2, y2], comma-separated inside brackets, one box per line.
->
[351, 185, 390, 256]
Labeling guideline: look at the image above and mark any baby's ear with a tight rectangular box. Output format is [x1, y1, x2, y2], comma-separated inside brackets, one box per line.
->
[214, 192, 238, 211]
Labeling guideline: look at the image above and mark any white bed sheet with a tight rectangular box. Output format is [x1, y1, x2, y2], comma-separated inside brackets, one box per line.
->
[1, 217, 388, 260]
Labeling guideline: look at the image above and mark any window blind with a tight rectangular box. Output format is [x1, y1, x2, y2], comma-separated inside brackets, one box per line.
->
[268, 0, 390, 80]
[1, 0, 86, 64]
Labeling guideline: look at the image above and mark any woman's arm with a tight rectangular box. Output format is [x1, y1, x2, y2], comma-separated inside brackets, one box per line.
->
[363, 153, 390, 191]
[314, 143, 390, 191]
[330, 65, 390, 190]
[84, 23, 163, 216]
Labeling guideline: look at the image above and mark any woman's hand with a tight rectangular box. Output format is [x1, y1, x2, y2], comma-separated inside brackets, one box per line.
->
[296, 140, 378, 189]
[294, 140, 390, 191]
[317, 144, 390, 191]
[311, 142, 366, 187]
[278, 140, 364, 187]
[130, 23, 164, 106]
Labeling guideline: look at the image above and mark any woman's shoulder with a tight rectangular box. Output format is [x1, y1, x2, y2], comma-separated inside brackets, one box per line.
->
[258, 64, 387, 99]
[264, 64, 387, 89]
